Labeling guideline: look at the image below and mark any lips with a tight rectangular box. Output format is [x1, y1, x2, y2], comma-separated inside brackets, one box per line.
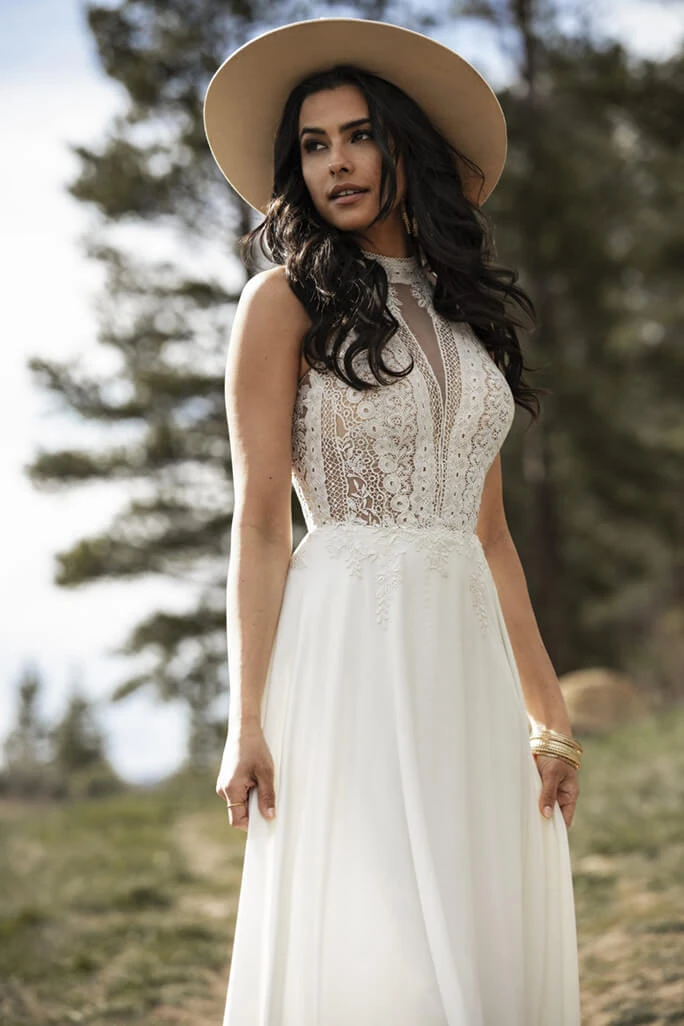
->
[328, 185, 369, 201]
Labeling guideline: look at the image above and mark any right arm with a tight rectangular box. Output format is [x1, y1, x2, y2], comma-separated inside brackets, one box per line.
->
[216, 266, 310, 830]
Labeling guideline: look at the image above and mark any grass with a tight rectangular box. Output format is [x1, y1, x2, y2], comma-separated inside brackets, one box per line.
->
[568, 704, 684, 1025]
[1, 705, 683, 1025]
[0, 776, 239, 1025]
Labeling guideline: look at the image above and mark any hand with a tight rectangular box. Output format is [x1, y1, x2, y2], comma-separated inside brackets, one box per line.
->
[216, 722, 277, 831]
[533, 754, 579, 829]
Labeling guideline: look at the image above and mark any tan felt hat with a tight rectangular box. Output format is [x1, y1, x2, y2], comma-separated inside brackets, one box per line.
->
[203, 18, 507, 213]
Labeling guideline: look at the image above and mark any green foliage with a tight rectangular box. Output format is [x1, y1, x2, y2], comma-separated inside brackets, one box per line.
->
[23, 0, 684, 771]
[455, 3, 684, 699]
[1, 665, 51, 798]
[24, 0, 429, 766]
[0, 670, 124, 802]
[49, 692, 108, 775]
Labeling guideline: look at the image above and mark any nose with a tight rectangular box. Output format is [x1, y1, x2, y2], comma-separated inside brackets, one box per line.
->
[328, 148, 350, 176]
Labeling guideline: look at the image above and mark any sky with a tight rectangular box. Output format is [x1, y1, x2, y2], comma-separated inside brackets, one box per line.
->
[1, 0, 683, 783]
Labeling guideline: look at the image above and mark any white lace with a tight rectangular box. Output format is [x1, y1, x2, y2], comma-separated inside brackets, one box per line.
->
[290, 251, 515, 628]
[289, 522, 490, 632]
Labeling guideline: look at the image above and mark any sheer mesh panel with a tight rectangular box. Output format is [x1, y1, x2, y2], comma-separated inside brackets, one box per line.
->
[393, 282, 447, 406]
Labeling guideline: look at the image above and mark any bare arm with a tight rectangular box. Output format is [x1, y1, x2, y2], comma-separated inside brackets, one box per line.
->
[224, 266, 311, 731]
[476, 453, 580, 828]
[475, 454, 573, 735]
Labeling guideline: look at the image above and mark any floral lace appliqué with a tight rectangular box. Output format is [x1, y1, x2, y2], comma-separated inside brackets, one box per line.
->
[290, 523, 490, 633]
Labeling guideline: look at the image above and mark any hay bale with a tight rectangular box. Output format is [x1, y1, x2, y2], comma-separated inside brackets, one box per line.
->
[558, 668, 650, 736]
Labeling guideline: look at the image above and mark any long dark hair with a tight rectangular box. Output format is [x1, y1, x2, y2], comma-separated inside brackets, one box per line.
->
[242, 64, 544, 420]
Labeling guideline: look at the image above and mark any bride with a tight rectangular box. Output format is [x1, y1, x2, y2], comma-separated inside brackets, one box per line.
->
[204, 17, 582, 1026]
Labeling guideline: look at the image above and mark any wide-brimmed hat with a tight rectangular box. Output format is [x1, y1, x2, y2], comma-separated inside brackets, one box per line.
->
[203, 18, 507, 213]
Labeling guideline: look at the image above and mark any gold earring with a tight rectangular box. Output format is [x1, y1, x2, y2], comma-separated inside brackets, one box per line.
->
[401, 202, 417, 237]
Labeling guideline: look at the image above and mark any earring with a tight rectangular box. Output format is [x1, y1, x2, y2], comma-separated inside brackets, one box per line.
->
[401, 201, 417, 238]
[401, 202, 412, 236]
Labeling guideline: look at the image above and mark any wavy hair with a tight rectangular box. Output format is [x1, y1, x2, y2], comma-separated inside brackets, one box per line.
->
[242, 64, 544, 420]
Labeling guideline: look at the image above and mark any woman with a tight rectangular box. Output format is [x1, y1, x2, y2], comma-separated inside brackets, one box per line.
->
[204, 18, 582, 1026]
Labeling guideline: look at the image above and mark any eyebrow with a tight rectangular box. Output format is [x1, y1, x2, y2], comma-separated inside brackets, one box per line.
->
[299, 117, 371, 140]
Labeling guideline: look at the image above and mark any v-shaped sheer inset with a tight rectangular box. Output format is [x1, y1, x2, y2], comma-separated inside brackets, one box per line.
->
[393, 282, 447, 407]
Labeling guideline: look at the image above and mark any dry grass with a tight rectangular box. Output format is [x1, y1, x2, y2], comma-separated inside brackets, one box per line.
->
[0, 706, 683, 1024]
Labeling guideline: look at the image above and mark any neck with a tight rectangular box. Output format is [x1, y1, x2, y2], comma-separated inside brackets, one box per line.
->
[354, 216, 413, 259]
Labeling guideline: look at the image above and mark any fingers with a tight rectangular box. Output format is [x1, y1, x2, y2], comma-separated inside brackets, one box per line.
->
[255, 764, 277, 822]
[534, 755, 579, 829]
[557, 776, 579, 829]
[558, 793, 577, 830]
[228, 795, 250, 832]
[216, 783, 251, 832]
[216, 762, 277, 831]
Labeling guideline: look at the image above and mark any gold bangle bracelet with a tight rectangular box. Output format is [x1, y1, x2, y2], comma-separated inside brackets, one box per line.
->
[530, 737, 582, 758]
[531, 749, 581, 770]
[530, 736, 581, 753]
[533, 751, 578, 767]
[530, 744, 581, 769]
[531, 741, 581, 758]
[529, 730, 582, 746]
[530, 730, 580, 741]
[530, 728, 583, 754]
[530, 742, 582, 762]
[530, 738, 582, 758]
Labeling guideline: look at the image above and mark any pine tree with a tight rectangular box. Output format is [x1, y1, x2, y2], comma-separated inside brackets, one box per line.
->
[48, 669, 123, 798]
[452, 2, 683, 699]
[49, 691, 106, 775]
[25, 0, 684, 777]
[1, 664, 50, 797]
[25, 1, 425, 767]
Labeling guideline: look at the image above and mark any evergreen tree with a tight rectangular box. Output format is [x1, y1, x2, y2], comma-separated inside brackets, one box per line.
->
[25, 0, 684, 776]
[1, 666, 122, 800]
[49, 685, 108, 776]
[26, 1, 423, 767]
[452, 2, 683, 699]
[1, 664, 50, 797]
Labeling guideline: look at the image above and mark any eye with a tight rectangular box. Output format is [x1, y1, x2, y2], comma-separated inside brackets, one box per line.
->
[302, 138, 325, 153]
[351, 129, 373, 142]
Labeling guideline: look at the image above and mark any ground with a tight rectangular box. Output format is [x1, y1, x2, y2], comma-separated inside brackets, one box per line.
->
[0, 707, 683, 1025]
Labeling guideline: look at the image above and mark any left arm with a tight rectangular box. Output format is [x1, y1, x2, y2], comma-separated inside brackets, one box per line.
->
[475, 454, 572, 735]
[476, 454, 580, 827]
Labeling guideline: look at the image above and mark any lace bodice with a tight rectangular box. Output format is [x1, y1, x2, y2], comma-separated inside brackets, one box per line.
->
[291, 251, 515, 535]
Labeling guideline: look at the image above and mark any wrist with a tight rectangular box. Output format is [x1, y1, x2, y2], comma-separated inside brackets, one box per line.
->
[528, 715, 574, 738]
[228, 706, 262, 731]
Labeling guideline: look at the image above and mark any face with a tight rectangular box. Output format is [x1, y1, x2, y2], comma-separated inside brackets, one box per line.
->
[297, 83, 406, 249]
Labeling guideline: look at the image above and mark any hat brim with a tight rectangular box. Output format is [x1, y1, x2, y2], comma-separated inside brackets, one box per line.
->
[203, 18, 507, 213]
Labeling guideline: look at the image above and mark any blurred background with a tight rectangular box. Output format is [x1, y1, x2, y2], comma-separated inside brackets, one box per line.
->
[1, 1, 683, 1023]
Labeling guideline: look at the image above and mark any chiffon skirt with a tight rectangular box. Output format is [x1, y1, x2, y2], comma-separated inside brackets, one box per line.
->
[222, 522, 581, 1026]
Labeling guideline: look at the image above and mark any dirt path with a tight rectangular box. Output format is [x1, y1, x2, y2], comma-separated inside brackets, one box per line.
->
[576, 852, 684, 1025]
[173, 814, 684, 1025]
[174, 809, 240, 921]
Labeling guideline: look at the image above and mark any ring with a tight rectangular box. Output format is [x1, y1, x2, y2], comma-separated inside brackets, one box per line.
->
[227, 801, 247, 809]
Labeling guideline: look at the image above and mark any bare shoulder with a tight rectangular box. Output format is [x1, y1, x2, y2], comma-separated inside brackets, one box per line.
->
[227, 266, 311, 393]
[237, 265, 310, 332]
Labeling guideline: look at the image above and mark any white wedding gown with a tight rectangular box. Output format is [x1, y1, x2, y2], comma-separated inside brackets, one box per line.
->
[222, 252, 581, 1026]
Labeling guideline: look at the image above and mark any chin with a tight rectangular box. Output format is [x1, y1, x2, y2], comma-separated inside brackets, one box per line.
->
[317, 200, 379, 234]
[332, 215, 376, 234]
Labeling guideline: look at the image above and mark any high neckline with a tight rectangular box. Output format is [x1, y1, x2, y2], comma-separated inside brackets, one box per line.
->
[361, 249, 424, 285]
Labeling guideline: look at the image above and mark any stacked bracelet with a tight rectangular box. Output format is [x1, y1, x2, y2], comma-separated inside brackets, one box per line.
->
[529, 728, 583, 770]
